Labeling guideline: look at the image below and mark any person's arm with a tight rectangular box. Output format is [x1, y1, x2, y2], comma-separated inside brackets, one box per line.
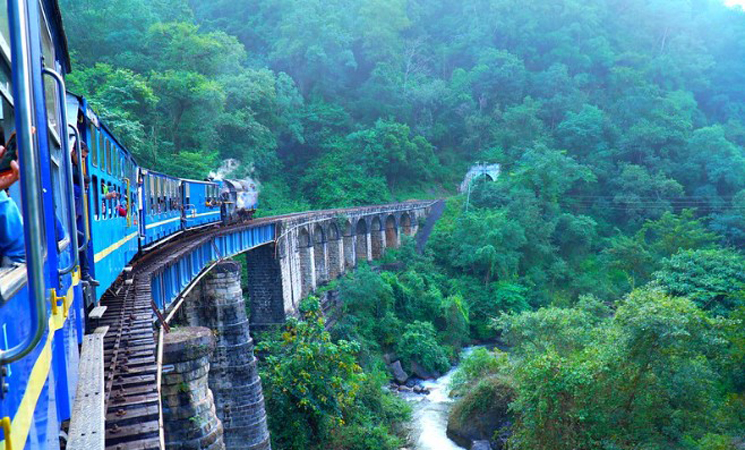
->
[0, 146, 19, 191]
[0, 192, 25, 263]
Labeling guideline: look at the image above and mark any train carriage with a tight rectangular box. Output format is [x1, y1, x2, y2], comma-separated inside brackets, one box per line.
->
[181, 178, 222, 230]
[70, 96, 140, 301]
[141, 169, 182, 248]
[0, 1, 86, 449]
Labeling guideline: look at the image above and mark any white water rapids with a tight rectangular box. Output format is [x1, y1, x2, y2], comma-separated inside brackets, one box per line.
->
[400, 348, 475, 450]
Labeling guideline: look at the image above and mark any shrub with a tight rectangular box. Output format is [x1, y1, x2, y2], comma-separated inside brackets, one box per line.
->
[447, 375, 516, 444]
[394, 321, 450, 374]
[450, 347, 508, 394]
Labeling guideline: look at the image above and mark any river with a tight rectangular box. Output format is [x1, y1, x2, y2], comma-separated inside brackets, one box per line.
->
[400, 348, 475, 450]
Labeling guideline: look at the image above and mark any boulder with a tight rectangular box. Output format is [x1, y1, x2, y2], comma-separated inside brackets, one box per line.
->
[471, 442, 492, 450]
[383, 353, 393, 365]
[447, 376, 515, 450]
[413, 385, 423, 394]
[389, 360, 409, 384]
[410, 361, 440, 380]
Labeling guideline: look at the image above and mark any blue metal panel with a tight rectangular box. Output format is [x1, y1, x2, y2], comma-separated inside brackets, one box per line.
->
[142, 171, 182, 246]
[182, 180, 222, 230]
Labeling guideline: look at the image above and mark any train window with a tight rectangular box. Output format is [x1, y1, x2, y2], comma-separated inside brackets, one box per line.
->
[163, 180, 171, 212]
[107, 182, 112, 219]
[100, 139, 105, 171]
[106, 140, 112, 174]
[92, 175, 100, 220]
[157, 178, 163, 213]
[185, 183, 190, 208]
[100, 179, 107, 220]
[102, 139, 107, 173]
[149, 176, 154, 215]
[165, 180, 169, 212]
[113, 146, 118, 177]
[0, 0, 10, 62]
[89, 124, 98, 167]
[0, 80, 15, 149]
[39, 5, 60, 141]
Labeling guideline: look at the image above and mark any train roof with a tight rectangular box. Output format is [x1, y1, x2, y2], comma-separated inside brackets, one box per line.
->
[180, 178, 219, 185]
[143, 168, 180, 180]
[67, 92, 137, 163]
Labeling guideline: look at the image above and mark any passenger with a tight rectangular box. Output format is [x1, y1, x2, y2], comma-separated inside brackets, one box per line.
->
[0, 145, 24, 267]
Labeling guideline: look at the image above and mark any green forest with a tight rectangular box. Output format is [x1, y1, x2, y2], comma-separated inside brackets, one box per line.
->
[61, 0, 745, 449]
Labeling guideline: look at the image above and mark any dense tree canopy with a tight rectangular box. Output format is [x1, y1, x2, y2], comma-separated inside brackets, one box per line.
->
[61, 0, 745, 448]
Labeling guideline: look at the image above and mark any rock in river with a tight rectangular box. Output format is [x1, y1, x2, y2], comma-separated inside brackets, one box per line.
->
[390, 360, 409, 384]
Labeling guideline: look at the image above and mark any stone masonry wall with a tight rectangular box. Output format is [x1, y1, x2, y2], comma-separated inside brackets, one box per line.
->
[182, 262, 272, 450]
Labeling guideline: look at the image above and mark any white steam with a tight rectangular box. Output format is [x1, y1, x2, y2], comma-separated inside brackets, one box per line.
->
[209, 158, 241, 180]
[211, 159, 260, 209]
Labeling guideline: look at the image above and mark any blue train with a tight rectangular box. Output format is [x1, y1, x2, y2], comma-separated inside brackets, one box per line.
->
[0, 2, 258, 449]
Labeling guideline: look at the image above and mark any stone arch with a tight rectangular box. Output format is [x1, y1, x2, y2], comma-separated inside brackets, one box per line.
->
[355, 218, 369, 264]
[370, 216, 384, 259]
[400, 212, 412, 236]
[298, 227, 314, 298]
[385, 214, 398, 248]
[313, 224, 327, 284]
[327, 222, 343, 279]
[474, 173, 494, 183]
[342, 220, 355, 270]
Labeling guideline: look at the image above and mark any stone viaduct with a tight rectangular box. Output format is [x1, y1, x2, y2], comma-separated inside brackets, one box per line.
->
[244, 202, 432, 331]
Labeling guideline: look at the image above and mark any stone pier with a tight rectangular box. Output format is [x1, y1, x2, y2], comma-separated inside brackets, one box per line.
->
[182, 261, 272, 450]
[245, 245, 286, 333]
[161, 327, 225, 450]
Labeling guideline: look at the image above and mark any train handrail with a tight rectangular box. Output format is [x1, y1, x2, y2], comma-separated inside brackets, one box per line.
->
[1, 416, 12, 450]
[68, 125, 89, 251]
[0, 0, 47, 366]
[125, 177, 131, 227]
[43, 68, 79, 277]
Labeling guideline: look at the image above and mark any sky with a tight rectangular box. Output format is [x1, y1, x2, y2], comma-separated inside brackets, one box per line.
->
[725, 0, 745, 8]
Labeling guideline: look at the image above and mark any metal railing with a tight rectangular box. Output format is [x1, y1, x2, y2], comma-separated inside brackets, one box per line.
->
[43, 67, 79, 277]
